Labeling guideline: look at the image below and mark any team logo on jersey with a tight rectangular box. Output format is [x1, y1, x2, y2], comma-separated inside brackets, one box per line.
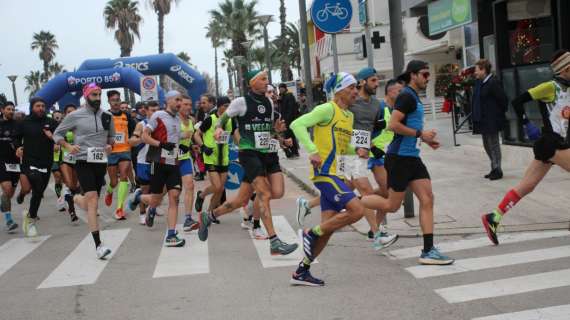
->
[334, 194, 342, 202]
[257, 105, 265, 114]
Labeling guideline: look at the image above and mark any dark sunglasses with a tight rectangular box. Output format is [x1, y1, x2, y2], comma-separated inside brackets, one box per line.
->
[419, 71, 430, 79]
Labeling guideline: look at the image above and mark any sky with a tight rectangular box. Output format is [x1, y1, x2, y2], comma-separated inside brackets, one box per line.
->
[0, 0, 301, 107]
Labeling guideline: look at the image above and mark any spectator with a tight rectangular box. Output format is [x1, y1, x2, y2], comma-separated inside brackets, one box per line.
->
[298, 88, 310, 115]
[278, 83, 300, 159]
[472, 59, 508, 180]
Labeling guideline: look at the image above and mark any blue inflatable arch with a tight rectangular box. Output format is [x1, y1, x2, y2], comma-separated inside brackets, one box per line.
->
[77, 53, 207, 104]
[35, 67, 166, 108]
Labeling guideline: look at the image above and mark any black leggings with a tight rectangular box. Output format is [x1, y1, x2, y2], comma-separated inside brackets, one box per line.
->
[24, 169, 51, 219]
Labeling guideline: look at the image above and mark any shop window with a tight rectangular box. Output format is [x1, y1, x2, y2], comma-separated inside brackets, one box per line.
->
[434, 63, 460, 97]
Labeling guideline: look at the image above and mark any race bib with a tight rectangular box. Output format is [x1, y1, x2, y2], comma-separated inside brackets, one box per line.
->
[63, 152, 76, 164]
[336, 155, 348, 177]
[114, 132, 125, 144]
[217, 131, 230, 144]
[268, 139, 279, 153]
[5, 163, 20, 173]
[351, 130, 371, 148]
[254, 132, 271, 149]
[161, 146, 178, 165]
[87, 147, 107, 163]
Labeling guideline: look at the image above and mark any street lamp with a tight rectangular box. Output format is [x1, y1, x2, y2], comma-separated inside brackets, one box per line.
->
[240, 40, 253, 71]
[7, 75, 18, 106]
[233, 55, 246, 97]
[257, 14, 273, 84]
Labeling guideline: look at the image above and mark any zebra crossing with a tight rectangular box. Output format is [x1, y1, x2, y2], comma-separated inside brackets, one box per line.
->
[0, 215, 303, 290]
[386, 230, 570, 320]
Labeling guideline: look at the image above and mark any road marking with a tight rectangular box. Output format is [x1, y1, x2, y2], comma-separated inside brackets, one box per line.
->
[471, 304, 570, 320]
[48, 182, 113, 223]
[435, 268, 570, 303]
[38, 229, 130, 289]
[407, 245, 570, 279]
[0, 236, 50, 278]
[153, 225, 209, 278]
[386, 230, 569, 260]
[253, 215, 305, 268]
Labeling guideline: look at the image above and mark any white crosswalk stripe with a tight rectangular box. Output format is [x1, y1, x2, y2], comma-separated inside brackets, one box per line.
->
[252, 215, 304, 268]
[0, 236, 50, 278]
[471, 304, 570, 320]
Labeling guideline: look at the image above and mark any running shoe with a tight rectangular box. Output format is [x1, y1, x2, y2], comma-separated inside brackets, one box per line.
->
[5, 220, 18, 233]
[251, 227, 269, 240]
[372, 232, 399, 251]
[130, 183, 137, 193]
[104, 191, 113, 207]
[16, 193, 25, 205]
[367, 230, 374, 242]
[139, 214, 146, 225]
[290, 269, 325, 287]
[165, 234, 186, 247]
[481, 212, 500, 245]
[27, 221, 38, 238]
[128, 188, 142, 211]
[114, 208, 126, 220]
[57, 195, 66, 212]
[299, 229, 317, 261]
[270, 238, 299, 256]
[96, 245, 112, 260]
[70, 212, 79, 223]
[240, 219, 253, 230]
[295, 197, 312, 226]
[22, 210, 30, 236]
[183, 215, 199, 232]
[194, 191, 205, 212]
[145, 207, 157, 228]
[419, 247, 454, 265]
[198, 211, 212, 241]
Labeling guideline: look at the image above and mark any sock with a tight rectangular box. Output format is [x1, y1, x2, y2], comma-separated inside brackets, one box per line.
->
[253, 219, 261, 229]
[117, 181, 129, 209]
[4, 212, 12, 223]
[296, 257, 312, 273]
[92, 231, 101, 248]
[106, 184, 114, 194]
[269, 234, 277, 241]
[64, 194, 75, 214]
[311, 225, 324, 237]
[167, 229, 176, 237]
[496, 189, 521, 218]
[423, 234, 433, 253]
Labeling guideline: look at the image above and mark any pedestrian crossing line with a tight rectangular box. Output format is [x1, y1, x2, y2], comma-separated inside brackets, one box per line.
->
[37, 228, 130, 289]
[0, 236, 50, 278]
[406, 245, 570, 279]
[386, 230, 569, 260]
[253, 215, 305, 268]
[434, 268, 570, 303]
[152, 224, 209, 278]
[471, 303, 570, 320]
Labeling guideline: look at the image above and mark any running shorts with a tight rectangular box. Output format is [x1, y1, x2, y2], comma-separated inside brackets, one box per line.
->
[149, 162, 182, 194]
[0, 162, 20, 187]
[238, 150, 281, 183]
[533, 132, 570, 163]
[136, 163, 151, 185]
[313, 175, 357, 212]
[75, 161, 107, 194]
[205, 164, 229, 173]
[179, 159, 194, 176]
[367, 156, 385, 170]
[385, 154, 430, 192]
[108, 151, 132, 166]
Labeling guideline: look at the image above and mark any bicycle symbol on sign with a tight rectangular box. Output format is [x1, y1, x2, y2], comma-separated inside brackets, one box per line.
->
[316, 2, 349, 22]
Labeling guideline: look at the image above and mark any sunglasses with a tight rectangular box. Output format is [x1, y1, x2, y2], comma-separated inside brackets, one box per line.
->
[419, 71, 430, 79]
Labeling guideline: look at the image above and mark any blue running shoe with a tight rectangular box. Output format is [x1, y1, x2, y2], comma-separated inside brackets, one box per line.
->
[183, 215, 199, 232]
[145, 207, 156, 228]
[419, 247, 454, 265]
[290, 269, 324, 287]
[299, 229, 317, 261]
[128, 188, 142, 212]
[198, 211, 211, 241]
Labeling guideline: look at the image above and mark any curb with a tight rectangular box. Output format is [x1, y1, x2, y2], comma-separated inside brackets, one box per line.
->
[280, 165, 319, 197]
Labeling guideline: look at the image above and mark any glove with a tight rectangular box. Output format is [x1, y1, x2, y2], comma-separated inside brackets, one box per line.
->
[524, 122, 540, 141]
[159, 142, 176, 151]
[373, 118, 386, 133]
[178, 144, 190, 154]
[201, 144, 214, 156]
[370, 146, 385, 159]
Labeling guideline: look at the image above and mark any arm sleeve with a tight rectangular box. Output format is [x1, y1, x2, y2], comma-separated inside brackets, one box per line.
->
[53, 113, 76, 144]
[394, 93, 417, 114]
[528, 81, 556, 103]
[199, 117, 212, 132]
[511, 91, 533, 124]
[225, 97, 247, 118]
[146, 112, 159, 132]
[290, 103, 334, 155]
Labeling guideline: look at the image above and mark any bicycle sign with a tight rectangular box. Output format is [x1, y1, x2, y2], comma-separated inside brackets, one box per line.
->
[311, 0, 353, 34]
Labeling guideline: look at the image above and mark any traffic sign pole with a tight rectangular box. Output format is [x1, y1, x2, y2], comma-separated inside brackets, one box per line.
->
[332, 34, 339, 73]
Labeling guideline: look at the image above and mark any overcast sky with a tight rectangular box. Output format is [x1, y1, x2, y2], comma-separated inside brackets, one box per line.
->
[0, 0, 301, 106]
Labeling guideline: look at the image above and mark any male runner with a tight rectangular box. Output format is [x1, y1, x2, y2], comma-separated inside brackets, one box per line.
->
[53, 83, 115, 259]
[104, 90, 136, 220]
[14, 97, 58, 237]
[51, 110, 64, 202]
[198, 70, 298, 256]
[481, 50, 570, 244]
[179, 95, 199, 232]
[59, 104, 80, 223]
[0, 102, 19, 232]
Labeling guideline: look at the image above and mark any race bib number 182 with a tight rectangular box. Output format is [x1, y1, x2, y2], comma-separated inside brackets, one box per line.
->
[87, 147, 107, 163]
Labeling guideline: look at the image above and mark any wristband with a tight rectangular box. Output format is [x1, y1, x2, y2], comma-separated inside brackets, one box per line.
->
[415, 130, 422, 138]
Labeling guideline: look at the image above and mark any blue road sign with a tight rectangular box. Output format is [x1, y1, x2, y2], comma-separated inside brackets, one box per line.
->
[311, 0, 353, 34]
[225, 162, 243, 190]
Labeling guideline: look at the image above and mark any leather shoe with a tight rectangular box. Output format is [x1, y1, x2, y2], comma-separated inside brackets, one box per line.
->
[488, 170, 503, 180]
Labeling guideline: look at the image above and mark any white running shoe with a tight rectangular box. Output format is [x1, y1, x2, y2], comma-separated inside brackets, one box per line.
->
[139, 214, 146, 225]
[372, 232, 399, 251]
[96, 245, 112, 260]
[240, 220, 252, 230]
[296, 197, 312, 226]
[251, 227, 269, 240]
[56, 195, 66, 211]
[27, 221, 38, 238]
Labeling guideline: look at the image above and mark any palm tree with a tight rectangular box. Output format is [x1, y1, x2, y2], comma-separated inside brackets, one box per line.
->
[177, 51, 190, 63]
[222, 49, 235, 91]
[31, 31, 58, 82]
[104, 0, 143, 57]
[25, 70, 43, 98]
[209, 0, 260, 92]
[147, 0, 180, 54]
[250, 47, 267, 69]
[278, 0, 291, 82]
[285, 23, 301, 77]
[206, 20, 224, 97]
[48, 62, 66, 78]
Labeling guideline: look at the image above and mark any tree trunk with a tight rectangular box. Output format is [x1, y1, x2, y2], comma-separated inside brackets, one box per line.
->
[279, 0, 290, 82]
[43, 59, 49, 83]
[158, 12, 165, 88]
[227, 68, 234, 92]
[214, 46, 219, 98]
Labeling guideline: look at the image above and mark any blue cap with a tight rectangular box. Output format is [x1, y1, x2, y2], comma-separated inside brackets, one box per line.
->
[356, 67, 377, 81]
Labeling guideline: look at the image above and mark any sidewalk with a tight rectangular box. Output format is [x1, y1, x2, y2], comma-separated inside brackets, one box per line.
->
[279, 116, 570, 236]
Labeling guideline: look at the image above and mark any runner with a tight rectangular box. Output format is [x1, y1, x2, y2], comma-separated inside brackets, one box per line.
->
[0, 102, 19, 232]
[194, 94, 216, 181]
[50, 110, 64, 203]
[130, 90, 186, 247]
[178, 95, 199, 232]
[104, 90, 136, 220]
[289, 72, 365, 286]
[59, 104, 80, 223]
[193, 96, 238, 227]
[53, 83, 115, 259]
[128, 101, 160, 225]
[359, 60, 454, 265]
[481, 50, 570, 244]
[197, 69, 298, 256]
[14, 97, 58, 238]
